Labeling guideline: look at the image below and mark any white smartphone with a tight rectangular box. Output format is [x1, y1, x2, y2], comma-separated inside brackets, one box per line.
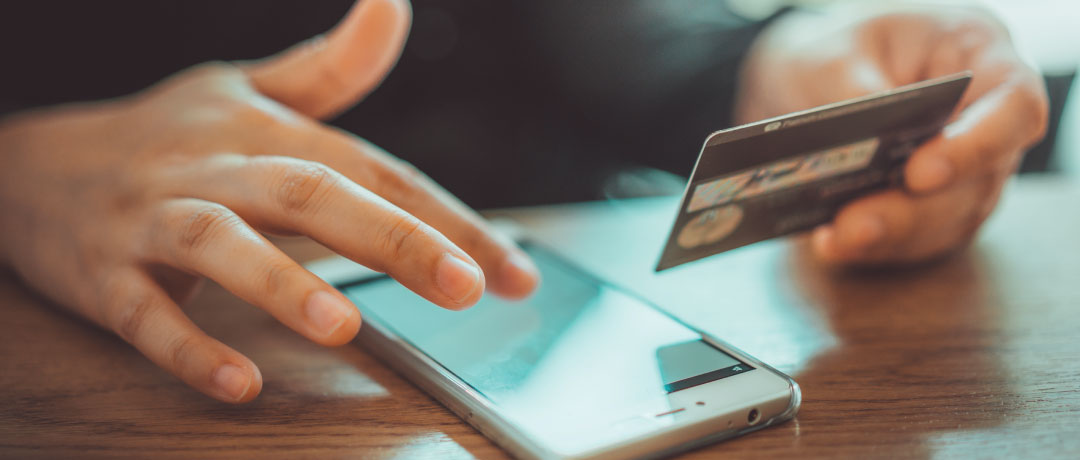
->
[307, 241, 800, 459]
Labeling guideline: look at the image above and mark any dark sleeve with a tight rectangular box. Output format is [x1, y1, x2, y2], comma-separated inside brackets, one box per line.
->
[0, 0, 352, 117]
[0, 1, 788, 208]
[520, 1, 791, 177]
[339, 2, 790, 207]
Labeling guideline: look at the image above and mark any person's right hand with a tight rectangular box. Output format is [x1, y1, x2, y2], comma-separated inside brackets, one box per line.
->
[0, 0, 538, 403]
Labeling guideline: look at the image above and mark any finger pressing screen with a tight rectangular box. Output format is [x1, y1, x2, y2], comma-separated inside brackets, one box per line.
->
[256, 124, 540, 300]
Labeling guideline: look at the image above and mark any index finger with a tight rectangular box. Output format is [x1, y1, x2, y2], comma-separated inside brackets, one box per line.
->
[173, 155, 488, 311]
[290, 127, 541, 300]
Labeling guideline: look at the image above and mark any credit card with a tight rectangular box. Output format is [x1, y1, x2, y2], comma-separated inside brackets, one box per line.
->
[655, 72, 971, 271]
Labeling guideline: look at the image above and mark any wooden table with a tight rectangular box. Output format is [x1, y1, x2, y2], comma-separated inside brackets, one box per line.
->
[2, 176, 1079, 459]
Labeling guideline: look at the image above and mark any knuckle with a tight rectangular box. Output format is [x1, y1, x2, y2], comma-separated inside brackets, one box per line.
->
[454, 219, 501, 258]
[944, 218, 981, 257]
[233, 102, 282, 129]
[272, 161, 337, 215]
[974, 176, 1003, 219]
[456, 228, 488, 256]
[377, 214, 425, 262]
[960, 210, 983, 243]
[170, 63, 302, 131]
[967, 131, 996, 167]
[112, 291, 158, 344]
[372, 159, 426, 199]
[233, 98, 303, 131]
[164, 333, 200, 372]
[1019, 84, 1051, 141]
[177, 205, 240, 257]
[160, 61, 240, 94]
[817, 57, 848, 77]
[174, 104, 245, 133]
[162, 63, 250, 113]
[953, 15, 999, 40]
[930, 183, 993, 257]
[185, 61, 242, 81]
[259, 260, 303, 299]
[965, 6, 1005, 29]
[988, 147, 1021, 178]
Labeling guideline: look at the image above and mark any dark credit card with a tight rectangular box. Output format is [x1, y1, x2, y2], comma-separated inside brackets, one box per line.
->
[656, 72, 971, 271]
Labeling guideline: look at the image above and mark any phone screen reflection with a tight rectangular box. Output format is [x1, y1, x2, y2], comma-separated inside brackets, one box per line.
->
[342, 245, 750, 454]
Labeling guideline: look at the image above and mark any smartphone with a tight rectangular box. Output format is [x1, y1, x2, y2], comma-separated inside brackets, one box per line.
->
[308, 242, 800, 459]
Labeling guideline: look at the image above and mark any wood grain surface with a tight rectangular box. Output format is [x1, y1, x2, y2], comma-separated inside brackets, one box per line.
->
[2, 176, 1079, 459]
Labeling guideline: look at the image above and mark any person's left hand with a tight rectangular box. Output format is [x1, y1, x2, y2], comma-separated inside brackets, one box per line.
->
[735, 3, 1049, 265]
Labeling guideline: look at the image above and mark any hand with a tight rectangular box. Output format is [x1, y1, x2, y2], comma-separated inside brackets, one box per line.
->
[735, 3, 1049, 265]
[0, 0, 538, 403]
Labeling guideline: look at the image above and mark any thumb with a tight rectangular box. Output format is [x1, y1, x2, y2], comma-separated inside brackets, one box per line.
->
[244, 0, 411, 119]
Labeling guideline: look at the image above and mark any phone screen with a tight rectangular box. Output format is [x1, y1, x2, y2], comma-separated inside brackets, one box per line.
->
[339, 244, 753, 454]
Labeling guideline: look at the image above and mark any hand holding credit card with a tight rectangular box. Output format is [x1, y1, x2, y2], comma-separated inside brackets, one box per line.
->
[657, 73, 971, 271]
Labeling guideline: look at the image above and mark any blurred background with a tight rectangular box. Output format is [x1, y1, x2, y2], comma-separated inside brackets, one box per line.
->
[1, 0, 1077, 208]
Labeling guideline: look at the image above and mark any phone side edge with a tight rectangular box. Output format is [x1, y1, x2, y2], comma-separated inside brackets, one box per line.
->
[354, 318, 557, 460]
[354, 309, 801, 460]
[314, 243, 803, 459]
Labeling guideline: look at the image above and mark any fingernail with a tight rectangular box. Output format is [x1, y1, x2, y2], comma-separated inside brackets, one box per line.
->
[911, 155, 954, 192]
[436, 253, 482, 305]
[212, 363, 251, 402]
[304, 290, 352, 337]
[851, 215, 885, 250]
